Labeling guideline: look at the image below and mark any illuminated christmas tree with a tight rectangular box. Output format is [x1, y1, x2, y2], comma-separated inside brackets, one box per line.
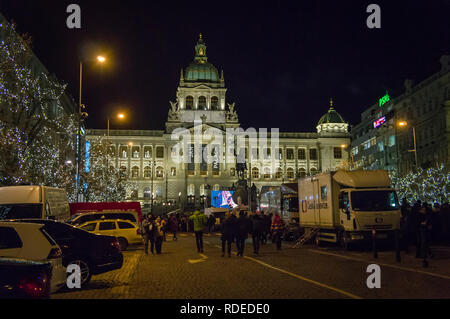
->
[0, 20, 77, 189]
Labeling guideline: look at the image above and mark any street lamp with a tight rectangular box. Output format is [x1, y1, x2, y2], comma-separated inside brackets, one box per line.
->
[107, 113, 125, 139]
[76, 54, 107, 202]
[397, 120, 418, 169]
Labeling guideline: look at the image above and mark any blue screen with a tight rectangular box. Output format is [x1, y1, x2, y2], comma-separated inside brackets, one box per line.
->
[211, 190, 236, 208]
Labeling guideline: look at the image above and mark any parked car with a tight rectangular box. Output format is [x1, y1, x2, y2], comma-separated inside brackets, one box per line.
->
[78, 219, 142, 251]
[70, 211, 138, 227]
[0, 222, 66, 293]
[0, 257, 53, 299]
[10, 219, 123, 287]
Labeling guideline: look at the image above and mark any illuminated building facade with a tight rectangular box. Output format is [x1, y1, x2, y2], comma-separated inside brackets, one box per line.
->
[350, 55, 450, 174]
[86, 35, 350, 210]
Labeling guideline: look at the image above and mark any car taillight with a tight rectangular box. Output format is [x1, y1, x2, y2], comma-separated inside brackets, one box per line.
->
[47, 247, 62, 259]
[111, 239, 121, 251]
[19, 273, 49, 298]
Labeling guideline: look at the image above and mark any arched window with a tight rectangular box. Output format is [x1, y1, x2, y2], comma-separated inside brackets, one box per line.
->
[185, 96, 194, 110]
[199, 184, 205, 196]
[263, 167, 271, 179]
[310, 167, 318, 176]
[211, 96, 219, 110]
[287, 167, 294, 179]
[131, 166, 139, 178]
[275, 167, 282, 179]
[198, 96, 207, 110]
[298, 168, 306, 178]
[119, 166, 127, 177]
[144, 166, 151, 178]
[252, 167, 259, 179]
[143, 188, 151, 199]
[188, 184, 195, 196]
[156, 166, 164, 178]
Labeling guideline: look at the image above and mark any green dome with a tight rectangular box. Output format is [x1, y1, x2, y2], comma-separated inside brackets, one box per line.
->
[317, 107, 346, 125]
[185, 61, 219, 82]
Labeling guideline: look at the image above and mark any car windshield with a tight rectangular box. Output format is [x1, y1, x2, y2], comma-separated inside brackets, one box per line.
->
[0, 204, 42, 220]
[351, 190, 399, 211]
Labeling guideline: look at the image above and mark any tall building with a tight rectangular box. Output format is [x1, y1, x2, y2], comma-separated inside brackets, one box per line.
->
[350, 55, 450, 174]
[87, 35, 350, 210]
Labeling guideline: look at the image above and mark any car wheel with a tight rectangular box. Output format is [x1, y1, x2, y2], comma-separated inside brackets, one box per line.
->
[118, 237, 128, 251]
[69, 259, 92, 286]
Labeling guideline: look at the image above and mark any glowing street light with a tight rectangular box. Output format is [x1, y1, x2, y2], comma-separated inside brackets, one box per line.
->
[97, 55, 106, 63]
[107, 112, 126, 139]
[397, 120, 417, 168]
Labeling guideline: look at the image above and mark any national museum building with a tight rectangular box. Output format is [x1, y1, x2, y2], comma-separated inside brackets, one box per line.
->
[86, 35, 350, 208]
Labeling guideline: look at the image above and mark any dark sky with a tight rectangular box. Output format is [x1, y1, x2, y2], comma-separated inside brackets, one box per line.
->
[1, 0, 450, 132]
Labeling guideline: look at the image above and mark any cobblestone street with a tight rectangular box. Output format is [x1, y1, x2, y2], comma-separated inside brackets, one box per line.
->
[53, 232, 450, 299]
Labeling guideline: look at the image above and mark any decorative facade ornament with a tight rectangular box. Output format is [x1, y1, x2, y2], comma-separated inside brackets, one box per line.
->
[168, 100, 180, 121]
[226, 102, 238, 122]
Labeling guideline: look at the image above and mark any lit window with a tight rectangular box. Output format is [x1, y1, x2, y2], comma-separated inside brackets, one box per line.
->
[298, 149, 306, 160]
[333, 147, 342, 159]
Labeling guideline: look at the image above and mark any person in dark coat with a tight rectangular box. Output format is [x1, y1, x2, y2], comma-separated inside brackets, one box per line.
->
[236, 210, 252, 257]
[251, 210, 265, 255]
[221, 212, 237, 257]
[142, 214, 156, 255]
[169, 214, 179, 241]
[208, 214, 216, 233]
[261, 212, 271, 245]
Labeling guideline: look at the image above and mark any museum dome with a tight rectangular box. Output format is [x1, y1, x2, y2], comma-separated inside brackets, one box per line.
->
[317, 99, 346, 125]
[183, 34, 221, 83]
[316, 99, 349, 134]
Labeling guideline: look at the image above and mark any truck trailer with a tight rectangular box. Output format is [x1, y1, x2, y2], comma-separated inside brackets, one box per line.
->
[298, 170, 401, 248]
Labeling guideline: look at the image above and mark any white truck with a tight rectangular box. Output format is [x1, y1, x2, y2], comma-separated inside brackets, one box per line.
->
[0, 186, 70, 221]
[298, 170, 401, 248]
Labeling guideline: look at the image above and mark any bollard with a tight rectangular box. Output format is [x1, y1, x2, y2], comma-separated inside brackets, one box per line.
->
[395, 229, 401, 263]
[372, 228, 378, 259]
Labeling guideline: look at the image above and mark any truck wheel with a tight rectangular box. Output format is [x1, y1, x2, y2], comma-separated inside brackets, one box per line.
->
[314, 234, 322, 247]
[338, 230, 349, 251]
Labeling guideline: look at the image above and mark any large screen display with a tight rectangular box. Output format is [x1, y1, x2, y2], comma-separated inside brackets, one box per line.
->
[211, 190, 237, 208]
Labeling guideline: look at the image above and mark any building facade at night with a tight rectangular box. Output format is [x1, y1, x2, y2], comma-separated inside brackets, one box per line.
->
[86, 35, 350, 209]
[350, 55, 450, 174]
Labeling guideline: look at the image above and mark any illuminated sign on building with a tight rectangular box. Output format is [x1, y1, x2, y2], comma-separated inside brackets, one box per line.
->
[379, 93, 390, 107]
[84, 141, 90, 173]
[373, 116, 386, 128]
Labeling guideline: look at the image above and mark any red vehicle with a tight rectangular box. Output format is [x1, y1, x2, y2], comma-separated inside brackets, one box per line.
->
[69, 202, 143, 226]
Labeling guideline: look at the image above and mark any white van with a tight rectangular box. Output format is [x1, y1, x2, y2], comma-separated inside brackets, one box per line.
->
[0, 186, 70, 222]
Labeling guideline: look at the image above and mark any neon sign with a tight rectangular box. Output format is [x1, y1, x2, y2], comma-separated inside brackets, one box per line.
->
[379, 93, 389, 107]
[373, 116, 386, 128]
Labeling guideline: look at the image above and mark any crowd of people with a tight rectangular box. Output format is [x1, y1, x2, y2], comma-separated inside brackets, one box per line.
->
[400, 199, 450, 260]
[140, 209, 287, 257]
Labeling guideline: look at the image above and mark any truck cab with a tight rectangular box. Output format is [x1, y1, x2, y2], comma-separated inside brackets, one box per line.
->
[338, 187, 401, 243]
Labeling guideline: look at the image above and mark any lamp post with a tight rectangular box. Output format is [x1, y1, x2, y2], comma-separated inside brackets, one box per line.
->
[75, 55, 106, 202]
[397, 121, 418, 170]
[107, 113, 125, 140]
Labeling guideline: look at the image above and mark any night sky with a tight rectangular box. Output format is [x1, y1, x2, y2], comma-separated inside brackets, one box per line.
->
[1, 0, 450, 132]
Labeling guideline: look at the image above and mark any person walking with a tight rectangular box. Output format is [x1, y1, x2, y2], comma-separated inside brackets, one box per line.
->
[143, 214, 156, 255]
[236, 210, 252, 257]
[221, 212, 237, 257]
[142, 214, 154, 255]
[251, 210, 265, 255]
[189, 210, 208, 253]
[154, 216, 164, 254]
[169, 214, 179, 241]
[162, 215, 168, 242]
[271, 212, 285, 250]
[261, 212, 270, 245]
[208, 214, 216, 233]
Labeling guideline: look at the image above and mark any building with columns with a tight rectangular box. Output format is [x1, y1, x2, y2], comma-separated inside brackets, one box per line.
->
[86, 35, 350, 211]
